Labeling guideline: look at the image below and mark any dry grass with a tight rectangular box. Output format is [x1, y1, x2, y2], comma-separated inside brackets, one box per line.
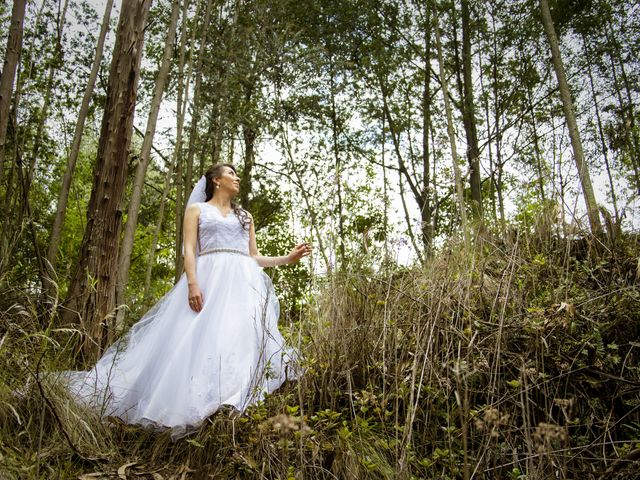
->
[1, 230, 639, 479]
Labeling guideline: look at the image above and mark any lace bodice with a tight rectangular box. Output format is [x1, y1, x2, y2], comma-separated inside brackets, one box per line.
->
[197, 202, 250, 254]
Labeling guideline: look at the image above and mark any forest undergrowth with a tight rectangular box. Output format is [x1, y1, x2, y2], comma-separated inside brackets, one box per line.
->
[1, 228, 639, 479]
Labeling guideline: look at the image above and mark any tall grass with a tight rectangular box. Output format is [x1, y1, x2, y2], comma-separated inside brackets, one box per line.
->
[1, 230, 639, 479]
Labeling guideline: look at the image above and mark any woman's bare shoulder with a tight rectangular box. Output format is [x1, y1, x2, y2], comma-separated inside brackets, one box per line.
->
[185, 203, 202, 217]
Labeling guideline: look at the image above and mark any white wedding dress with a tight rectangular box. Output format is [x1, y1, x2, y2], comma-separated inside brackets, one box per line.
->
[63, 202, 298, 438]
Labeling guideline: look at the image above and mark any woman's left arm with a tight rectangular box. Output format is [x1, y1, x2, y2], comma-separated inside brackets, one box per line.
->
[248, 213, 311, 267]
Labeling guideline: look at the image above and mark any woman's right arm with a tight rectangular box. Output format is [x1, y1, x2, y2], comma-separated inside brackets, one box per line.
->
[183, 204, 203, 312]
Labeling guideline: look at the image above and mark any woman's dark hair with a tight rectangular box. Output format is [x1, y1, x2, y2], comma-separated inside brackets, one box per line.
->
[204, 163, 251, 230]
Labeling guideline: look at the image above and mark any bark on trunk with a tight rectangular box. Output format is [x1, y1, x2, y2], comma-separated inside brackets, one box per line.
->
[329, 65, 345, 266]
[492, 40, 506, 232]
[62, 0, 152, 361]
[539, 0, 602, 236]
[116, 0, 182, 322]
[0, 0, 27, 183]
[460, 0, 482, 219]
[240, 123, 256, 209]
[526, 78, 546, 202]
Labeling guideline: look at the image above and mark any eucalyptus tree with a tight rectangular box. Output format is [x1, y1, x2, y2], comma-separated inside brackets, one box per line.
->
[0, 0, 80, 281]
[182, 0, 215, 207]
[600, 2, 640, 194]
[173, 0, 197, 280]
[12, 0, 72, 289]
[116, 0, 182, 320]
[0, 0, 27, 273]
[539, 0, 602, 236]
[196, 0, 292, 208]
[458, 0, 482, 218]
[46, 0, 114, 284]
[434, 5, 469, 246]
[23, 0, 69, 192]
[0, 0, 26, 184]
[63, 0, 152, 359]
[350, 0, 462, 254]
[476, 0, 549, 229]
[280, 0, 376, 267]
[574, 9, 621, 221]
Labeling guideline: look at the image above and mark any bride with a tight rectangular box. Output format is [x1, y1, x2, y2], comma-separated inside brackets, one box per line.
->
[63, 163, 311, 438]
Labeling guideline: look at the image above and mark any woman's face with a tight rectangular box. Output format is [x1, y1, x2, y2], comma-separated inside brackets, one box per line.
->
[214, 167, 240, 195]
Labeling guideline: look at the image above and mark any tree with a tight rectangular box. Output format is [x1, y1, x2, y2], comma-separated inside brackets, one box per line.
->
[460, 0, 482, 219]
[434, 9, 469, 247]
[173, 0, 197, 281]
[539, 0, 602, 236]
[62, 0, 152, 360]
[183, 0, 215, 208]
[46, 0, 115, 289]
[116, 0, 182, 322]
[0, 0, 27, 182]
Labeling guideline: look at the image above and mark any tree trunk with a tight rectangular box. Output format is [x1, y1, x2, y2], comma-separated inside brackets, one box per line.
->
[377, 73, 426, 222]
[116, 0, 182, 323]
[26, 0, 69, 188]
[525, 72, 546, 202]
[280, 126, 331, 272]
[144, 163, 174, 301]
[0, 0, 27, 183]
[241, 122, 256, 208]
[460, 0, 482, 219]
[0, 0, 29, 275]
[174, 0, 197, 282]
[2, 0, 48, 231]
[199, 113, 215, 175]
[398, 169, 424, 264]
[19, 0, 70, 293]
[211, 104, 224, 164]
[429, 118, 440, 243]
[381, 111, 389, 260]
[46, 0, 114, 281]
[183, 0, 214, 208]
[328, 65, 346, 267]
[616, 57, 640, 194]
[62, 0, 152, 361]
[492, 38, 506, 233]
[434, 13, 469, 246]
[604, 22, 640, 194]
[583, 35, 619, 222]
[420, 2, 433, 254]
[539, 0, 602, 236]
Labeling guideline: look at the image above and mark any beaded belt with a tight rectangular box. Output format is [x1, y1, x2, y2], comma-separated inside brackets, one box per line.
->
[199, 247, 249, 257]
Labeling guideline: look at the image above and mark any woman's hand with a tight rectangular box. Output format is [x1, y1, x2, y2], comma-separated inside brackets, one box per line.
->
[286, 243, 312, 264]
[188, 283, 204, 312]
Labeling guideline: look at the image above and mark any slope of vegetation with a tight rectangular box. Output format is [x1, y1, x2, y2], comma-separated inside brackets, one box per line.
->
[1, 1, 639, 477]
[1, 229, 638, 479]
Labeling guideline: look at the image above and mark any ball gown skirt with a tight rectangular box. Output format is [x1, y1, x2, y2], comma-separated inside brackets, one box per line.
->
[62, 249, 298, 438]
